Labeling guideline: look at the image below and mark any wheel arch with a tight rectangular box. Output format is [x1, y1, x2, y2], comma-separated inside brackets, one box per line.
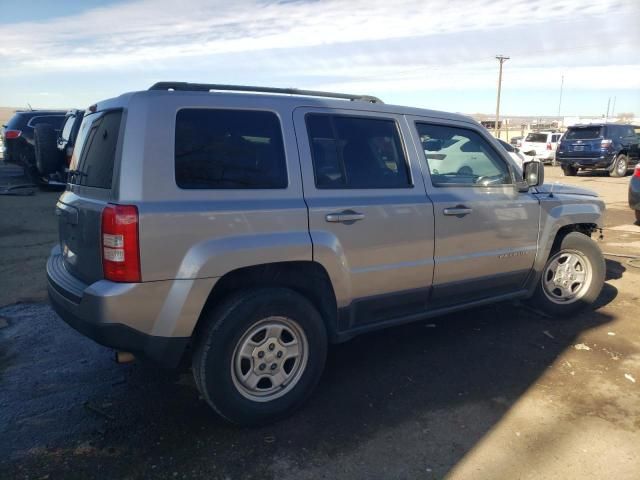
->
[193, 261, 339, 344]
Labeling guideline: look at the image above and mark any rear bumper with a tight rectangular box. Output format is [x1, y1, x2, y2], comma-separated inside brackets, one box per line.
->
[557, 154, 614, 169]
[47, 247, 194, 367]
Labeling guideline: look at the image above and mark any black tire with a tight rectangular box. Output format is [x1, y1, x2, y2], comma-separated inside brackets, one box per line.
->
[562, 165, 578, 176]
[34, 123, 60, 175]
[192, 287, 327, 426]
[609, 154, 628, 177]
[635, 210, 640, 224]
[530, 232, 605, 317]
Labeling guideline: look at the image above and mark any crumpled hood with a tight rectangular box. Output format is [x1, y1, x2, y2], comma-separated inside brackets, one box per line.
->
[533, 182, 598, 197]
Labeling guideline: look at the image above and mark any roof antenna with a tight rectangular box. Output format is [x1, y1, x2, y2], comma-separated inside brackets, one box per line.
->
[26, 103, 33, 111]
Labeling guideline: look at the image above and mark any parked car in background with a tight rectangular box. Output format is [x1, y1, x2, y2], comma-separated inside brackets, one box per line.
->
[497, 138, 526, 170]
[34, 109, 85, 185]
[520, 131, 562, 164]
[510, 136, 523, 147]
[629, 163, 640, 223]
[556, 123, 640, 177]
[48, 82, 605, 425]
[2, 110, 67, 182]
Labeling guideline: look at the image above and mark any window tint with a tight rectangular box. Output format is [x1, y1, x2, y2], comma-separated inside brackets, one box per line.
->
[306, 114, 410, 189]
[565, 126, 603, 140]
[620, 126, 636, 138]
[70, 110, 122, 189]
[552, 134, 561, 142]
[175, 109, 287, 189]
[416, 123, 512, 187]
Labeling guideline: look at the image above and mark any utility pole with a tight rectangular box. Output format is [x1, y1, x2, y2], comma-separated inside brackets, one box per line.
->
[611, 96, 617, 119]
[494, 55, 509, 138]
[605, 97, 611, 123]
[557, 75, 564, 119]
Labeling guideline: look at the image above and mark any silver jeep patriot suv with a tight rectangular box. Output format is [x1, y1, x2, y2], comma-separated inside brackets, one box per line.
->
[48, 82, 606, 425]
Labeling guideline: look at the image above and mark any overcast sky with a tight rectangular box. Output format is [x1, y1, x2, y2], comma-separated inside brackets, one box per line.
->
[1, 0, 638, 116]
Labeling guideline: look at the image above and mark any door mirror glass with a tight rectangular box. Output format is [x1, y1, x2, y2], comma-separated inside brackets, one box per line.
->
[523, 160, 544, 187]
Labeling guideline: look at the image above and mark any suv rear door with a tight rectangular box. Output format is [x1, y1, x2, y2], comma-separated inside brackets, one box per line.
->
[57, 109, 123, 284]
[562, 125, 604, 159]
[294, 107, 435, 330]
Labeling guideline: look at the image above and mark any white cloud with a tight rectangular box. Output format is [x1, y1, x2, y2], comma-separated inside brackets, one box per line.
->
[0, 0, 638, 113]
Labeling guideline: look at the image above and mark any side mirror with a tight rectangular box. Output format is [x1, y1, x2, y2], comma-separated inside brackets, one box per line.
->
[523, 160, 544, 187]
[424, 139, 443, 152]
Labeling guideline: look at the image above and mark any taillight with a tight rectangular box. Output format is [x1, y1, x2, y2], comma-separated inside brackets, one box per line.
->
[101, 204, 141, 282]
[4, 129, 21, 139]
[634, 165, 640, 178]
[601, 139, 613, 149]
[546, 142, 552, 150]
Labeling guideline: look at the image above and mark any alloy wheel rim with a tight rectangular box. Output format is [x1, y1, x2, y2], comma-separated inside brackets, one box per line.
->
[617, 158, 627, 175]
[231, 316, 308, 402]
[542, 249, 592, 305]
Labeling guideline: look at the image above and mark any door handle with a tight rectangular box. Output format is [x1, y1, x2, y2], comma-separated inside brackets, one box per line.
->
[325, 210, 365, 223]
[443, 206, 472, 216]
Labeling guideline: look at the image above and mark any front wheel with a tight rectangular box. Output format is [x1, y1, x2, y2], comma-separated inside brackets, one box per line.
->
[192, 288, 327, 425]
[530, 232, 605, 316]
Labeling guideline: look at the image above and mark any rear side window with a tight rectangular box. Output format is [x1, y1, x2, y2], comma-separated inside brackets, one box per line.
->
[175, 109, 287, 189]
[70, 110, 122, 189]
[565, 127, 603, 140]
[525, 133, 547, 143]
[306, 114, 410, 189]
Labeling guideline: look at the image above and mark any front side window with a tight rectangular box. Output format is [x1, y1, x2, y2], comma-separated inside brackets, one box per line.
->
[306, 114, 410, 189]
[175, 109, 287, 189]
[416, 123, 512, 187]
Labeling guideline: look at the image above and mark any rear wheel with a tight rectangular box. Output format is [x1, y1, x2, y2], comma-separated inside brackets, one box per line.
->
[635, 210, 640, 223]
[192, 288, 327, 425]
[610, 154, 628, 177]
[562, 165, 578, 176]
[530, 232, 605, 316]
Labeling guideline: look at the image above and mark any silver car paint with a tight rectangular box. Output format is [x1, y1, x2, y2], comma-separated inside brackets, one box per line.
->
[51, 89, 605, 344]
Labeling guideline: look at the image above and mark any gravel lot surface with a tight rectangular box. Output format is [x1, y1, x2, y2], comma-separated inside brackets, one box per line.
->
[0, 163, 638, 479]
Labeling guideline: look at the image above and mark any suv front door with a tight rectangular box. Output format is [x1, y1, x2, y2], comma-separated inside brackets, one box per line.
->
[409, 118, 540, 306]
[294, 108, 435, 331]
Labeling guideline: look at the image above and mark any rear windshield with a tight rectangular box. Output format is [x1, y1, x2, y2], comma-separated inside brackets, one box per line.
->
[28, 115, 65, 129]
[564, 126, 603, 140]
[525, 133, 547, 143]
[69, 110, 122, 189]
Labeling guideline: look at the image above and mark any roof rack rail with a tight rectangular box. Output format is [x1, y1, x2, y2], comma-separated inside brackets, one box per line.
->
[148, 82, 383, 104]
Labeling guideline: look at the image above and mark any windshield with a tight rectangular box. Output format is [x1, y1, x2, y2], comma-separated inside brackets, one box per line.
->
[564, 126, 603, 140]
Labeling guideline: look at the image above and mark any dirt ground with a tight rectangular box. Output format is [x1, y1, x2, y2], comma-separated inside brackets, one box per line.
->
[0, 162, 638, 479]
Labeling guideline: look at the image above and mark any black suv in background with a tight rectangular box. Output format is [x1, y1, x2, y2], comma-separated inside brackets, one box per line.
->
[556, 123, 640, 177]
[1, 110, 66, 180]
[33, 109, 85, 185]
